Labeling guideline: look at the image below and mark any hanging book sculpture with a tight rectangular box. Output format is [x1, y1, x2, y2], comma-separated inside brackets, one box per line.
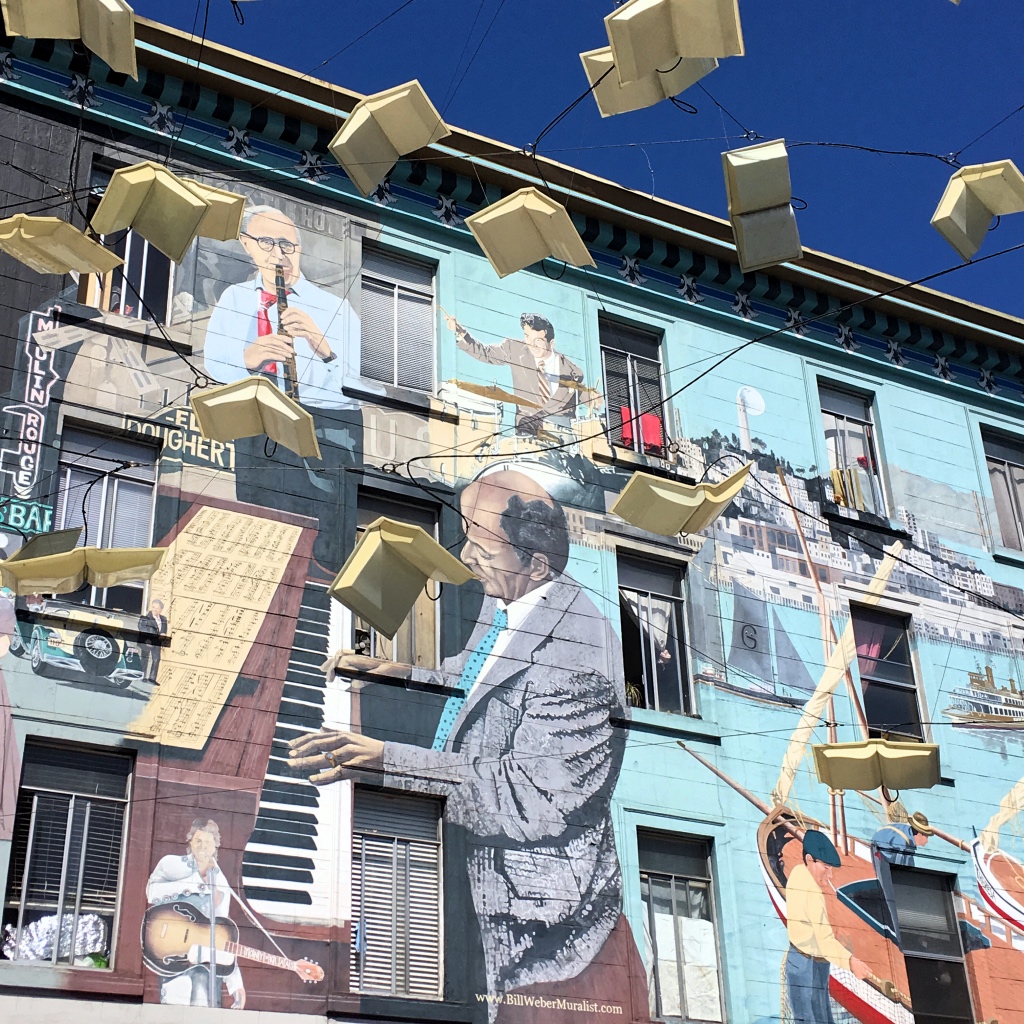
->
[90, 161, 246, 263]
[604, 0, 743, 86]
[329, 517, 475, 639]
[722, 139, 803, 273]
[610, 462, 751, 537]
[190, 378, 321, 460]
[580, 46, 717, 117]
[0, 0, 138, 79]
[813, 738, 941, 793]
[0, 545, 165, 596]
[0, 214, 123, 275]
[932, 160, 1024, 261]
[329, 81, 451, 198]
[465, 187, 595, 278]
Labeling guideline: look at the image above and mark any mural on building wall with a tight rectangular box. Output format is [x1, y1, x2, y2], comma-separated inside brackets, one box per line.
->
[3, 171, 1024, 1024]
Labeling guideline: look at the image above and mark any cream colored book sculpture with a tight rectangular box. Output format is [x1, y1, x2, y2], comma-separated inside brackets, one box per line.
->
[0, 0, 137, 79]
[90, 161, 246, 263]
[580, 46, 717, 117]
[0, 214, 123, 275]
[722, 139, 802, 273]
[932, 160, 1024, 261]
[465, 187, 596, 279]
[329, 81, 451, 198]
[329, 517, 476, 639]
[610, 461, 750, 537]
[604, 0, 743, 86]
[0, 545, 165, 596]
[190, 377, 321, 460]
[4, 528, 83, 564]
[813, 739, 941, 793]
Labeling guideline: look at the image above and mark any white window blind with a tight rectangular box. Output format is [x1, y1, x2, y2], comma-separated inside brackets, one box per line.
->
[351, 789, 442, 999]
[360, 248, 435, 393]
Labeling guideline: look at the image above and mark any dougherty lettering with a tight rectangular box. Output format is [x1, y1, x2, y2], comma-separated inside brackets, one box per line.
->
[475, 993, 624, 1014]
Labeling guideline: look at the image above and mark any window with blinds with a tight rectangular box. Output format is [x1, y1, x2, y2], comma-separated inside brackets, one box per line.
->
[818, 383, 886, 515]
[360, 247, 435, 393]
[1, 742, 132, 969]
[354, 491, 440, 669]
[52, 426, 159, 614]
[351, 788, 442, 999]
[600, 318, 666, 458]
[889, 870, 974, 1024]
[638, 830, 724, 1023]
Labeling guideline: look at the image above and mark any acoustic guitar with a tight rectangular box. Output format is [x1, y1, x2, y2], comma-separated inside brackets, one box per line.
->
[142, 901, 324, 983]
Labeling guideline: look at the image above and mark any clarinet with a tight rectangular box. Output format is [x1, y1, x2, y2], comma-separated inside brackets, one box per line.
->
[275, 264, 300, 402]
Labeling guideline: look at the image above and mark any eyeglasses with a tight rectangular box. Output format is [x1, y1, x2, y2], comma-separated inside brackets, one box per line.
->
[241, 232, 299, 255]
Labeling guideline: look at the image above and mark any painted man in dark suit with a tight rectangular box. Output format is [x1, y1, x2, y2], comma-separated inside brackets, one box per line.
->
[445, 312, 591, 436]
[138, 598, 168, 683]
[290, 467, 626, 1014]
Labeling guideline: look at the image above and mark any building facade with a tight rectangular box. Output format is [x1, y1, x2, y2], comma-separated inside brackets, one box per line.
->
[1, 16, 1024, 1024]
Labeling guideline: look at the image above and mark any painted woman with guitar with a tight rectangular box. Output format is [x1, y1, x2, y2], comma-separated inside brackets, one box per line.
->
[145, 819, 246, 1008]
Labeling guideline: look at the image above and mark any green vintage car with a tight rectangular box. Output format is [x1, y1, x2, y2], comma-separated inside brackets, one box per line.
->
[9, 599, 144, 688]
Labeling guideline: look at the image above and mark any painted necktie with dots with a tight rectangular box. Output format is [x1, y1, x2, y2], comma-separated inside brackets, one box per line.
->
[431, 605, 508, 750]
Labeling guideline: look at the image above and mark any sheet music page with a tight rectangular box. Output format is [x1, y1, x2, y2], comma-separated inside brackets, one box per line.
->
[130, 505, 303, 749]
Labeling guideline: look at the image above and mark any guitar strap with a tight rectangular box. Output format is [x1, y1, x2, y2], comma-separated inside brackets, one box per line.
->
[212, 861, 290, 961]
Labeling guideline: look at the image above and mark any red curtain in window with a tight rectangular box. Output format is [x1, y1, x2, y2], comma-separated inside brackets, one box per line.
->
[620, 407, 664, 453]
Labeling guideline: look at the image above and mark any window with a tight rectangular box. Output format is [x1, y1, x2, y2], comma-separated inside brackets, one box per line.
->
[601, 319, 666, 457]
[890, 870, 974, 1024]
[52, 427, 159, 614]
[2, 742, 132, 969]
[360, 247, 435, 392]
[350, 788, 442, 998]
[983, 430, 1024, 551]
[850, 606, 923, 741]
[819, 384, 885, 515]
[638, 831, 723, 1023]
[354, 492, 439, 668]
[619, 555, 691, 714]
[78, 167, 174, 323]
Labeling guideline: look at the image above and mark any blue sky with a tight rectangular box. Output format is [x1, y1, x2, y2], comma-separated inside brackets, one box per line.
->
[131, 1, 1024, 318]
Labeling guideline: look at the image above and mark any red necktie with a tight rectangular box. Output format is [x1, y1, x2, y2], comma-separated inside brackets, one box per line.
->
[257, 289, 277, 371]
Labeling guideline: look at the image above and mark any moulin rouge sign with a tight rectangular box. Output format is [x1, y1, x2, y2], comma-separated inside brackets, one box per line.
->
[0, 308, 61, 534]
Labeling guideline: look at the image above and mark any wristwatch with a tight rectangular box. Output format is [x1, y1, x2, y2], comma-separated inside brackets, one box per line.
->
[322, 351, 337, 363]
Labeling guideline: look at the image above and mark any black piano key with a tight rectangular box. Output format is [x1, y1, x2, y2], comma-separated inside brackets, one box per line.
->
[243, 886, 313, 905]
[242, 863, 315, 885]
[257, 805, 319, 828]
[259, 780, 320, 807]
[249, 828, 317, 850]
[283, 683, 325, 705]
[244, 851, 317, 870]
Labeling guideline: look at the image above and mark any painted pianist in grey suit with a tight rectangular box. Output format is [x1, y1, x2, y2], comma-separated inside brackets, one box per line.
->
[290, 467, 626, 1009]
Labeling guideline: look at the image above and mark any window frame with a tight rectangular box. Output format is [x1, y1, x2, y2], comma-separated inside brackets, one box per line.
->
[849, 604, 924, 742]
[353, 490, 442, 669]
[981, 428, 1024, 552]
[359, 246, 437, 394]
[52, 427, 159, 613]
[2, 740, 133, 971]
[600, 317, 668, 458]
[617, 552, 693, 716]
[637, 829, 725, 1024]
[350, 788, 443, 999]
[889, 868, 976, 1024]
[818, 381, 888, 516]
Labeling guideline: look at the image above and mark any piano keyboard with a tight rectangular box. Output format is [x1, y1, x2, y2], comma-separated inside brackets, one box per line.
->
[242, 581, 352, 925]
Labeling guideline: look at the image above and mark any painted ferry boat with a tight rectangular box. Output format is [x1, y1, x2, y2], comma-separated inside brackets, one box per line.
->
[943, 666, 1024, 728]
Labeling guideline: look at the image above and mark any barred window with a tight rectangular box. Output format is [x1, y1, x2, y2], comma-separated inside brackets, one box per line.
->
[2, 742, 132, 969]
[601, 318, 666, 458]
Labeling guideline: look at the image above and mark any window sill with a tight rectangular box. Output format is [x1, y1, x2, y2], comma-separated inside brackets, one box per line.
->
[344, 380, 458, 423]
[0, 961, 144, 995]
[993, 546, 1024, 569]
[613, 706, 721, 744]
